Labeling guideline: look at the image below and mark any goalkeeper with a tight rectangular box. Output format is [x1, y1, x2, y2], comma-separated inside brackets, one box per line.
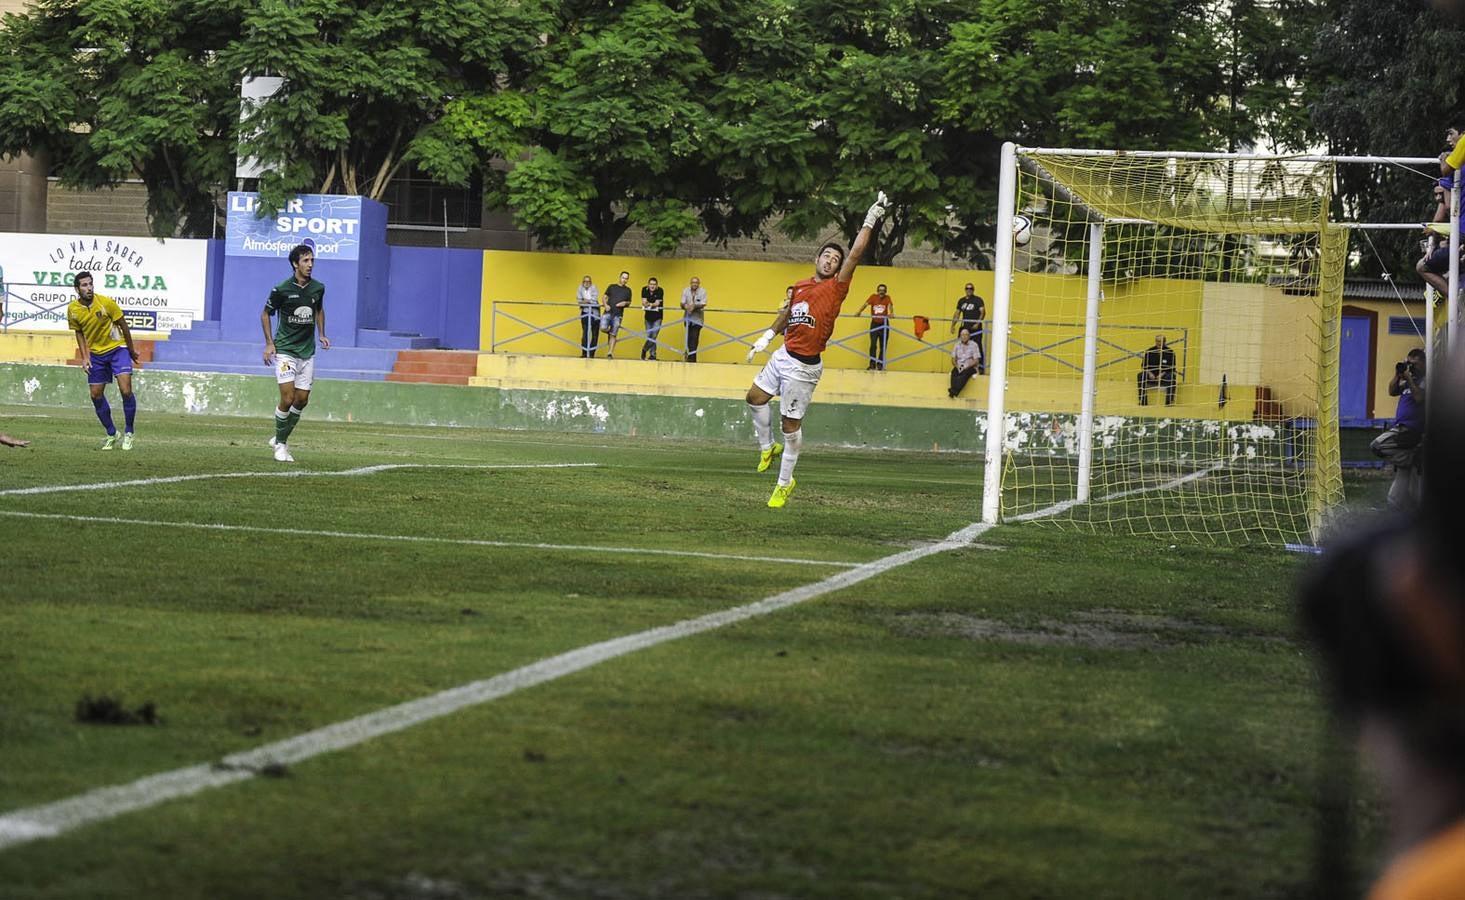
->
[743, 191, 889, 509]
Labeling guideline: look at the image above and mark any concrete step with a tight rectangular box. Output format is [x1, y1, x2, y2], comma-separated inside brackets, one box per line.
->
[357, 328, 440, 349]
[150, 340, 399, 372]
[143, 360, 388, 381]
[385, 372, 471, 385]
[166, 320, 222, 342]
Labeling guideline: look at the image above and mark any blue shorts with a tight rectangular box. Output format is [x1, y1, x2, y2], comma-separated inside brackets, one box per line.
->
[87, 346, 133, 385]
[1424, 244, 1456, 275]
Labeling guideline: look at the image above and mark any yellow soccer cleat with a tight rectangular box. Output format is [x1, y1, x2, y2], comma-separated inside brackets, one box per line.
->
[756, 441, 784, 473]
[100, 434, 117, 451]
[120, 432, 134, 451]
[767, 478, 796, 509]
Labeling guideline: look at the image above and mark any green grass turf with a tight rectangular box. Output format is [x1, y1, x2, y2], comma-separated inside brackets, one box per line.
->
[0, 404, 1389, 898]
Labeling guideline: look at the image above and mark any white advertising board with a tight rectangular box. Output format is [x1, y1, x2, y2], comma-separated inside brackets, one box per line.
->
[0, 233, 209, 334]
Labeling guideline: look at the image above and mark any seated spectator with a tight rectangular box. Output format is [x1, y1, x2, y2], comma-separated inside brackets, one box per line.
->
[948, 327, 981, 398]
[600, 270, 632, 358]
[1419, 171, 1465, 299]
[1137, 334, 1176, 406]
[1372, 348, 1427, 507]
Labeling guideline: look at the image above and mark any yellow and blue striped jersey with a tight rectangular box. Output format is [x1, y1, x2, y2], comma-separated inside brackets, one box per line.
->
[66, 294, 126, 355]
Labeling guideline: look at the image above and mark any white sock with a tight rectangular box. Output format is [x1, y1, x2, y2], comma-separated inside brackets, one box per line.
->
[777, 428, 803, 485]
[750, 402, 772, 450]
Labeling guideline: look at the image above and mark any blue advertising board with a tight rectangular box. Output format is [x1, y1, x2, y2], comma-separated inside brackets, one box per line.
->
[225, 193, 363, 261]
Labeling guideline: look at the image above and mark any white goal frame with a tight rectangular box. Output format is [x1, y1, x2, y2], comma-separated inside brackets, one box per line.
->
[981, 142, 1455, 528]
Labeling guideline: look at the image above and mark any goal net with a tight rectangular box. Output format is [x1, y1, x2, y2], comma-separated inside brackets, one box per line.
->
[981, 147, 1436, 545]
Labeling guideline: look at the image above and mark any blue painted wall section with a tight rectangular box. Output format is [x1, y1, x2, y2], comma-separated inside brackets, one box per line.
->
[385, 247, 483, 349]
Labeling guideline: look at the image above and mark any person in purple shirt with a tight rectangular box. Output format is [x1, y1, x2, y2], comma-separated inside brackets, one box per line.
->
[1371, 347, 1426, 506]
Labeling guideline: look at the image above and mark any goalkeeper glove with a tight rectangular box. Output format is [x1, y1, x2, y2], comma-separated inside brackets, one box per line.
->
[863, 191, 889, 231]
[747, 329, 776, 362]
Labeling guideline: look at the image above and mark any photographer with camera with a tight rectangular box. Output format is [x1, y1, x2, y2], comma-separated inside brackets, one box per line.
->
[1371, 348, 1427, 507]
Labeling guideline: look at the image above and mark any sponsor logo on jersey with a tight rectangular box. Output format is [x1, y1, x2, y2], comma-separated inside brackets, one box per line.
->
[788, 300, 815, 329]
[287, 305, 314, 325]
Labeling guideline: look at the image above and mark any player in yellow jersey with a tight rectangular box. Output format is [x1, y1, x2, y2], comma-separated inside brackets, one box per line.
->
[66, 271, 140, 450]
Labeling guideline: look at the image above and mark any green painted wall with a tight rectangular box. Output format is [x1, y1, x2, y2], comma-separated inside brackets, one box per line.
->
[1, 363, 1302, 464]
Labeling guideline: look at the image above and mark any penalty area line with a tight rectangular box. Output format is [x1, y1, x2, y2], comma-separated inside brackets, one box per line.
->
[0, 509, 861, 569]
[0, 462, 598, 497]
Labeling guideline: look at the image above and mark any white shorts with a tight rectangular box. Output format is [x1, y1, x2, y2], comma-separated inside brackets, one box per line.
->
[753, 346, 823, 421]
[275, 354, 315, 390]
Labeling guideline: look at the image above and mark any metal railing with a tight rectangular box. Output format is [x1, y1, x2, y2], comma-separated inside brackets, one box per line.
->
[0, 276, 74, 334]
[487, 300, 1188, 377]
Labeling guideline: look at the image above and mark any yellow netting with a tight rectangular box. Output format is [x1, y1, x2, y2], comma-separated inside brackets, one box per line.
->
[999, 152, 1345, 545]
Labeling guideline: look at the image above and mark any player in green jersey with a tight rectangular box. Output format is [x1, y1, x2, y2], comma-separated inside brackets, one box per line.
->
[261, 244, 330, 462]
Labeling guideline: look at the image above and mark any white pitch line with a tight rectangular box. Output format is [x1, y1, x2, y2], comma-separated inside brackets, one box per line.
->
[0, 462, 598, 497]
[0, 509, 861, 569]
[1096, 462, 1227, 502]
[0, 466, 1205, 852]
[0, 512, 1008, 852]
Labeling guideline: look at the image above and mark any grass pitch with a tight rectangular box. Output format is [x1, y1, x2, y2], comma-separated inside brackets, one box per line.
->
[0, 404, 1385, 898]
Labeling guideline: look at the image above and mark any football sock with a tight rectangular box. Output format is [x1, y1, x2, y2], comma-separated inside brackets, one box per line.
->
[274, 407, 290, 444]
[92, 395, 116, 435]
[280, 406, 303, 442]
[750, 402, 772, 450]
[777, 428, 803, 485]
[121, 393, 137, 432]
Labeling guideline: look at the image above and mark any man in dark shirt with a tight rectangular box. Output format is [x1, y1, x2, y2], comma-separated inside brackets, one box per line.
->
[1137, 334, 1177, 406]
[600, 270, 633, 359]
[640, 276, 664, 360]
[950, 283, 985, 374]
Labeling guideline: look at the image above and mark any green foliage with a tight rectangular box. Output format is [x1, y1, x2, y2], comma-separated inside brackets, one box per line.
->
[0, 0, 1327, 259]
[1303, 0, 1461, 276]
[0, 0, 244, 237]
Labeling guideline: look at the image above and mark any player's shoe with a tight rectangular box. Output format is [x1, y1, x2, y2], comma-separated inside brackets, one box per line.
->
[100, 434, 117, 451]
[268, 436, 277, 448]
[273, 442, 294, 463]
[767, 478, 796, 509]
[120, 432, 134, 451]
[756, 442, 784, 473]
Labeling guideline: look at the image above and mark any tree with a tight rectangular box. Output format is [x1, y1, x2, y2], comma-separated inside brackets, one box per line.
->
[0, 0, 245, 237]
[224, 0, 554, 219]
[1304, 0, 1462, 276]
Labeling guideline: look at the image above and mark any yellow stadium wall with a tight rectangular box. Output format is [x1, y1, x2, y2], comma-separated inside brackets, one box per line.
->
[480, 250, 1205, 382]
[480, 249, 999, 372]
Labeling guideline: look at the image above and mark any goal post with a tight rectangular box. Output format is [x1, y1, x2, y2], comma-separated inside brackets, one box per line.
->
[982, 144, 1446, 545]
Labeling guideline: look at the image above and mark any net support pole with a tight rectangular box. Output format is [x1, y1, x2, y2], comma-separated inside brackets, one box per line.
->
[982, 142, 1019, 525]
[1451, 180, 1460, 352]
[1076, 223, 1104, 503]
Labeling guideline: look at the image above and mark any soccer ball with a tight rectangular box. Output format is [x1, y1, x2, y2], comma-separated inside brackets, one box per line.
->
[1012, 214, 1033, 247]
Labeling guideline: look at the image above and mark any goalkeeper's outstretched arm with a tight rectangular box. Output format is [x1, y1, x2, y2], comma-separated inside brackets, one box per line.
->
[837, 191, 889, 283]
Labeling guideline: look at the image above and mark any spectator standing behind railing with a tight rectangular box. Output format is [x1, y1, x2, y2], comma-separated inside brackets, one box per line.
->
[681, 276, 707, 362]
[640, 276, 664, 360]
[854, 283, 894, 370]
[951, 283, 986, 374]
[600, 270, 632, 359]
[576, 274, 600, 358]
[948, 328, 981, 398]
